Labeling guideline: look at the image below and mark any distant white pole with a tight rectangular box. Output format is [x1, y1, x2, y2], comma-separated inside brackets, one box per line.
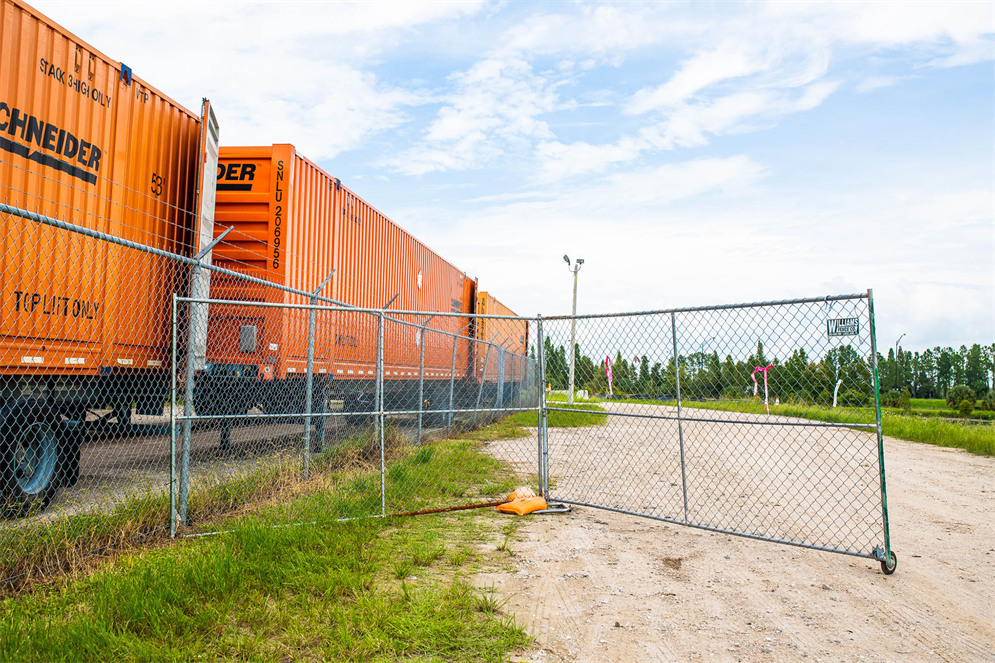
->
[564, 255, 583, 405]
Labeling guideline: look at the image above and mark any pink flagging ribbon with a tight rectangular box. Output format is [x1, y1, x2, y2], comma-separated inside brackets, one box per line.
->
[751, 364, 773, 413]
[605, 356, 613, 395]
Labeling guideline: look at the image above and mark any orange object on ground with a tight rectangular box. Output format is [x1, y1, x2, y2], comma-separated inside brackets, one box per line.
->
[496, 496, 547, 515]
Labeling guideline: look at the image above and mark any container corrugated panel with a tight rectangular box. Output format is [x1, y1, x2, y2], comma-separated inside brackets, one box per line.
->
[475, 292, 528, 383]
[0, 0, 205, 376]
[210, 144, 474, 382]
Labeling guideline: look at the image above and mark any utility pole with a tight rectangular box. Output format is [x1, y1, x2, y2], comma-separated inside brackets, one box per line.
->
[563, 255, 584, 404]
[895, 333, 906, 391]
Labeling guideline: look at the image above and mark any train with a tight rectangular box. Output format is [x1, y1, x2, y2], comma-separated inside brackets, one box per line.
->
[0, 0, 530, 517]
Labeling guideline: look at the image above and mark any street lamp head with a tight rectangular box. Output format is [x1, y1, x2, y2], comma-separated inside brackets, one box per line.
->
[576, 258, 584, 265]
[563, 254, 570, 264]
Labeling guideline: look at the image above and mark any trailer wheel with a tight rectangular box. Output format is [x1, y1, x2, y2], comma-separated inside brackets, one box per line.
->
[344, 393, 374, 426]
[1, 400, 62, 518]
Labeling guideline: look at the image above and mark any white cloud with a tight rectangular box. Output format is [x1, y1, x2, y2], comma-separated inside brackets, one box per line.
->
[499, 4, 674, 58]
[31, 0, 479, 159]
[637, 81, 840, 150]
[628, 46, 767, 113]
[384, 57, 558, 175]
[769, 1, 994, 67]
[535, 138, 643, 180]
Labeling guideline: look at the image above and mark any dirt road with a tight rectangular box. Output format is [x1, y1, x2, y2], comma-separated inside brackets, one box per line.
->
[479, 412, 994, 662]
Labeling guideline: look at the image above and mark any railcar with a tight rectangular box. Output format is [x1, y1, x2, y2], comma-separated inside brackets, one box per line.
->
[195, 144, 479, 424]
[0, 0, 218, 515]
[474, 292, 530, 409]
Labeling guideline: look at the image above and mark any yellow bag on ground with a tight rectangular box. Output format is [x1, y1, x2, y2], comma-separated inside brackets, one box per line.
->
[496, 496, 547, 515]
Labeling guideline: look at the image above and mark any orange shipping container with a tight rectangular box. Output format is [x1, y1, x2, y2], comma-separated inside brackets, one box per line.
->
[475, 292, 528, 383]
[0, 0, 216, 382]
[205, 144, 475, 395]
[0, 0, 218, 515]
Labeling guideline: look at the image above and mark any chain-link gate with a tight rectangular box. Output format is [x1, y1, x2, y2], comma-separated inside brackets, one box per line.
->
[535, 294, 895, 573]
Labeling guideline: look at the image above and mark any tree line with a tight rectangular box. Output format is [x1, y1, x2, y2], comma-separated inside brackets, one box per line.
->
[538, 338, 994, 406]
[878, 344, 994, 399]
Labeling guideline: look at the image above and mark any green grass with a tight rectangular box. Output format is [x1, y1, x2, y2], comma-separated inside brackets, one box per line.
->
[910, 398, 949, 411]
[905, 398, 994, 421]
[0, 436, 532, 662]
[880, 413, 994, 456]
[508, 402, 607, 428]
[663, 398, 995, 457]
[550, 393, 993, 457]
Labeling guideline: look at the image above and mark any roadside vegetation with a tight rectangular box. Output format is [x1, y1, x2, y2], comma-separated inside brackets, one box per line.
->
[0, 404, 615, 660]
[0, 428, 538, 661]
[0, 509, 528, 661]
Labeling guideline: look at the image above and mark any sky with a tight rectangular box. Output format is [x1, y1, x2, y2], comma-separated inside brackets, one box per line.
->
[33, 0, 995, 353]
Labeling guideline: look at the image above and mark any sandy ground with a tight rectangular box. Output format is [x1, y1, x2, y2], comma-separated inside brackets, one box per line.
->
[479, 408, 994, 663]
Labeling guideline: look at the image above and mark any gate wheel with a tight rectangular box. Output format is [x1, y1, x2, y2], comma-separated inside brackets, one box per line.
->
[880, 551, 897, 575]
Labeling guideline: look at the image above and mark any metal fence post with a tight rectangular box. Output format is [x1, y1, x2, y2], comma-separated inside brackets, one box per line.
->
[418, 326, 426, 445]
[867, 289, 893, 568]
[305, 272, 334, 469]
[179, 227, 233, 525]
[496, 347, 506, 410]
[473, 343, 492, 426]
[536, 316, 548, 497]
[376, 312, 386, 517]
[671, 312, 690, 525]
[448, 334, 458, 433]
[170, 294, 178, 538]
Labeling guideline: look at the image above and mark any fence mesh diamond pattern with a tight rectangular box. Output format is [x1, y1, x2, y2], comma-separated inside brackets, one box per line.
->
[0, 198, 892, 588]
[538, 296, 890, 561]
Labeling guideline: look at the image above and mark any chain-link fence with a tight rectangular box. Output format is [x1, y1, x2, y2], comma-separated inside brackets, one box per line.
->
[171, 299, 542, 534]
[0, 199, 894, 587]
[0, 200, 542, 587]
[536, 295, 894, 571]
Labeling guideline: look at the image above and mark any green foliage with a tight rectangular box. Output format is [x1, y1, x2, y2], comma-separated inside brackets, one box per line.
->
[957, 399, 974, 416]
[981, 391, 995, 412]
[881, 389, 911, 411]
[946, 384, 976, 409]
[882, 343, 994, 399]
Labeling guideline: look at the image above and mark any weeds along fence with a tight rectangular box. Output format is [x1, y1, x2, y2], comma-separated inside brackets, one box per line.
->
[0, 199, 894, 587]
[537, 295, 895, 572]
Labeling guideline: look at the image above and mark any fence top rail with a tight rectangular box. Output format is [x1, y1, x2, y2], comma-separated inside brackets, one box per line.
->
[177, 296, 539, 322]
[4, 203, 356, 310]
[542, 292, 870, 321]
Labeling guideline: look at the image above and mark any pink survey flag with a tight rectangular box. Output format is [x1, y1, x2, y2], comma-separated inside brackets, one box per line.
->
[751, 364, 773, 413]
[605, 356, 613, 396]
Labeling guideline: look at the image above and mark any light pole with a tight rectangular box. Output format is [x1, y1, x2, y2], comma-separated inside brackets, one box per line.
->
[895, 333, 906, 391]
[699, 336, 715, 371]
[564, 255, 584, 404]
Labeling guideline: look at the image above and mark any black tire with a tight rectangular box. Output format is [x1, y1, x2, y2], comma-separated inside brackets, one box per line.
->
[344, 393, 374, 426]
[880, 551, 897, 575]
[113, 401, 132, 427]
[0, 400, 63, 518]
[193, 376, 224, 417]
